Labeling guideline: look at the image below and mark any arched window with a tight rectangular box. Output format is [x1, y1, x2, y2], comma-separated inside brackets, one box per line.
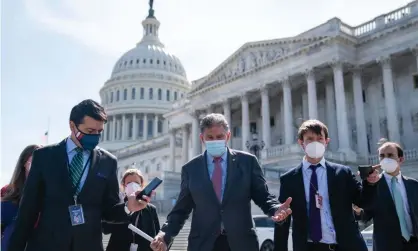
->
[110, 92, 114, 103]
[158, 89, 162, 100]
[116, 90, 120, 101]
[174, 91, 178, 101]
[140, 88, 144, 99]
[149, 88, 153, 100]
[131, 88, 136, 99]
[123, 89, 127, 100]
[158, 120, 163, 133]
[166, 90, 170, 101]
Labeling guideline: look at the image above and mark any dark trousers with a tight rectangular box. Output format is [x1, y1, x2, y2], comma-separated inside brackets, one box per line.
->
[307, 242, 338, 251]
[212, 235, 231, 251]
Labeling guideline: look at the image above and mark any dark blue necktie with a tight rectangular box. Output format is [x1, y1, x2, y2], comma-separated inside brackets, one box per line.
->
[309, 164, 322, 242]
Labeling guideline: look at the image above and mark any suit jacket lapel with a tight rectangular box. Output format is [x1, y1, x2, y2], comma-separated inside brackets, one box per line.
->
[325, 162, 337, 220]
[79, 148, 101, 196]
[402, 176, 418, 233]
[294, 164, 308, 219]
[222, 148, 238, 206]
[56, 139, 74, 197]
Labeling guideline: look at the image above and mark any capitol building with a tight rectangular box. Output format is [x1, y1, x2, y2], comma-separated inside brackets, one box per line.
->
[99, 1, 418, 209]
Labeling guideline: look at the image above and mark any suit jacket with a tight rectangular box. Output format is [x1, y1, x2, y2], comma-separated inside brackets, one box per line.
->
[1, 200, 19, 251]
[274, 161, 369, 251]
[102, 204, 160, 251]
[8, 139, 127, 251]
[362, 175, 418, 251]
[160, 148, 280, 251]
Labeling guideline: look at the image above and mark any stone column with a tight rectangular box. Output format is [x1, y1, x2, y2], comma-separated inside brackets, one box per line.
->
[111, 116, 116, 140]
[122, 114, 127, 140]
[378, 56, 400, 142]
[132, 113, 138, 140]
[154, 115, 159, 138]
[302, 93, 308, 120]
[181, 125, 189, 164]
[191, 110, 201, 156]
[104, 120, 109, 141]
[143, 114, 148, 141]
[325, 78, 338, 151]
[241, 93, 250, 151]
[169, 129, 176, 171]
[260, 84, 271, 148]
[331, 61, 351, 152]
[283, 77, 294, 145]
[116, 120, 121, 140]
[222, 99, 231, 147]
[305, 69, 318, 119]
[413, 46, 418, 72]
[352, 68, 368, 156]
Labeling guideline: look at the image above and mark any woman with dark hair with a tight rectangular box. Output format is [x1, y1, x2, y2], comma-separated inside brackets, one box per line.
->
[1, 144, 41, 251]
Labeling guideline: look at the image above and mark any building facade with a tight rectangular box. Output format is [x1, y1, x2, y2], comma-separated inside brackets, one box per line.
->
[101, 1, 418, 208]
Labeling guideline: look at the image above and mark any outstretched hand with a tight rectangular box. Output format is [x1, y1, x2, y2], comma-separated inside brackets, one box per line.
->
[272, 197, 292, 222]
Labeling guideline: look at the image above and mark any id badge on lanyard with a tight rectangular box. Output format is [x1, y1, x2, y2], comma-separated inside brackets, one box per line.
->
[130, 213, 141, 251]
[68, 151, 91, 226]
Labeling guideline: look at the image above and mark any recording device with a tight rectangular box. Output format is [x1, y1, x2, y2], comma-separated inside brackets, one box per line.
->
[136, 177, 163, 200]
[358, 165, 374, 180]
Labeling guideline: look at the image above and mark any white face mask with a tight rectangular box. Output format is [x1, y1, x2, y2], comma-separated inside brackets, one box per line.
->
[124, 182, 141, 197]
[304, 141, 326, 159]
[380, 158, 398, 173]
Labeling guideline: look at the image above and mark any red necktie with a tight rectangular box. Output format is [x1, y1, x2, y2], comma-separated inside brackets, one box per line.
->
[212, 157, 223, 202]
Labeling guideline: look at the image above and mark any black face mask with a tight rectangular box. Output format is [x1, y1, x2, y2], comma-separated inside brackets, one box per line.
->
[74, 126, 101, 150]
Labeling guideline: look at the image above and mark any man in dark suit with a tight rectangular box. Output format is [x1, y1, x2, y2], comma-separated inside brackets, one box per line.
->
[274, 119, 378, 251]
[8, 99, 153, 251]
[150, 113, 292, 251]
[361, 142, 418, 251]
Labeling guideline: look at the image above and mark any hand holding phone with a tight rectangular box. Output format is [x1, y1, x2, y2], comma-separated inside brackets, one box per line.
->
[136, 177, 163, 200]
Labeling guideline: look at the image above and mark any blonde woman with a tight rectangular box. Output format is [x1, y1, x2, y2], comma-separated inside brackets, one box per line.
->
[102, 169, 160, 251]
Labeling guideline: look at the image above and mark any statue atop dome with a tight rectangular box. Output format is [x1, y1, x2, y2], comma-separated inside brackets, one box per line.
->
[148, 0, 155, 18]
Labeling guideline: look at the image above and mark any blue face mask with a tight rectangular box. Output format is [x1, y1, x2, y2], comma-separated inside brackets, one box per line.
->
[205, 140, 227, 157]
[75, 127, 101, 151]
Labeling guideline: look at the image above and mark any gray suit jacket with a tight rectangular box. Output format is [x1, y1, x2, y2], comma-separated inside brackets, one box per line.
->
[161, 148, 280, 251]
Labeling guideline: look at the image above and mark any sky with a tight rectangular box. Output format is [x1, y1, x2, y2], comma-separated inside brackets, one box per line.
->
[0, 0, 411, 185]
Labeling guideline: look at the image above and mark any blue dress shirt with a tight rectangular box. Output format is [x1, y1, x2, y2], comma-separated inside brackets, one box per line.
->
[66, 137, 91, 193]
[302, 157, 337, 244]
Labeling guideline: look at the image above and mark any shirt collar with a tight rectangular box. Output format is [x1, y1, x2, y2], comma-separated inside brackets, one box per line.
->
[383, 171, 402, 183]
[206, 149, 228, 163]
[302, 156, 326, 170]
[66, 136, 88, 154]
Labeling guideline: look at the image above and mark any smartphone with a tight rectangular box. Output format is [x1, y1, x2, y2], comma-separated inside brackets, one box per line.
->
[358, 165, 373, 180]
[136, 177, 163, 200]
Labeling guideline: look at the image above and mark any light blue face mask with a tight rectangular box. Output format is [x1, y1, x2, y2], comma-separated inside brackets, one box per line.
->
[205, 140, 227, 157]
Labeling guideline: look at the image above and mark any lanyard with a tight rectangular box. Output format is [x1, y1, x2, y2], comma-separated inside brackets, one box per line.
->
[132, 211, 141, 243]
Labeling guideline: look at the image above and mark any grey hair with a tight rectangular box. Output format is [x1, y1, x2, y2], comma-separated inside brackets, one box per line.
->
[200, 113, 230, 133]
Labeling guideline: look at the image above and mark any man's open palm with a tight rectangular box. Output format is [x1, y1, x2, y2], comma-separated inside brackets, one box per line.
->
[272, 197, 292, 222]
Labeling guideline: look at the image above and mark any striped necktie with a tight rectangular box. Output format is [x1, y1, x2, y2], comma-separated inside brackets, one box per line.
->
[70, 148, 84, 193]
[391, 176, 410, 241]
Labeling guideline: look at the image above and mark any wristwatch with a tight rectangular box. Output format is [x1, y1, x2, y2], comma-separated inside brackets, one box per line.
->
[124, 201, 132, 215]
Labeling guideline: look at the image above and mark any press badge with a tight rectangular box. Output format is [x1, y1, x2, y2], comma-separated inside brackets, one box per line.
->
[69, 196, 85, 226]
[315, 193, 323, 209]
[130, 243, 138, 251]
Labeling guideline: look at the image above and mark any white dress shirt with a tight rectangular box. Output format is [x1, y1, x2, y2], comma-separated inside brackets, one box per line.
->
[302, 157, 337, 244]
[382, 172, 413, 237]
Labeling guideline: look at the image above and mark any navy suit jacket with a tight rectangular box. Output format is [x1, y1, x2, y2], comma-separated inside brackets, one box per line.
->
[274, 161, 369, 251]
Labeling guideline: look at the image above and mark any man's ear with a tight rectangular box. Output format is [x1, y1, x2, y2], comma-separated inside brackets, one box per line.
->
[199, 133, 204, 144]
[325, 138, 330, 145]
[399, 156, 405, 164]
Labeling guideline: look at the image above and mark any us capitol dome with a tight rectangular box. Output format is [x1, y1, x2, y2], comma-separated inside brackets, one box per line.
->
[99, 5, 191, 151]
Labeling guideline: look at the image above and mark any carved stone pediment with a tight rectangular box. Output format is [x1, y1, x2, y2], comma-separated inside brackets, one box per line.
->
[194, 37, 325, 91]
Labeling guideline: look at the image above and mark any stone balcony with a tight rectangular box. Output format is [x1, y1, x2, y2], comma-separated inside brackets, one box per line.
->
[261, 144, 418, 167]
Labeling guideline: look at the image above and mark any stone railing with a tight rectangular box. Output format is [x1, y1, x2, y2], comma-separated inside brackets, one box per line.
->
[262, 144, 355, 163]
[112, 134, 170, 159]
[338, 1, 417, 37]
[367, 148, 418, 164]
